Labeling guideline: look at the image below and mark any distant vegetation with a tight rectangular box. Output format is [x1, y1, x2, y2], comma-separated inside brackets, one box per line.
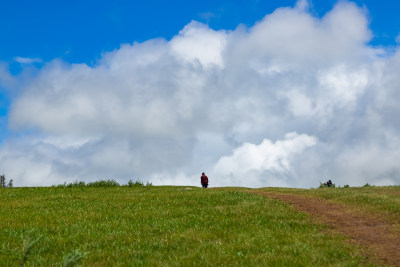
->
[0, 175, 393, 191]
[0, 174, 13, 188]
[318, 181, 375, 189]
[55, 179, 152, 188]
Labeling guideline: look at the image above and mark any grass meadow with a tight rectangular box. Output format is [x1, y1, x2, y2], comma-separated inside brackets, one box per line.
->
[0, 185, 382, 266]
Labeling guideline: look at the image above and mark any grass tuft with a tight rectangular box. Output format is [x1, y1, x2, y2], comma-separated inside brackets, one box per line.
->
[20, 233, 42, 267]
[63, 250, 86, 267]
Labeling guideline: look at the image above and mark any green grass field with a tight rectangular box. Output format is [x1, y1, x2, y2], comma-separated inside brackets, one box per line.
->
[2, 185, 398, 266]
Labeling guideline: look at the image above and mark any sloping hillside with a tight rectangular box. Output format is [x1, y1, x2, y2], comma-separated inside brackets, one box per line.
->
[1, 185, 399, 266]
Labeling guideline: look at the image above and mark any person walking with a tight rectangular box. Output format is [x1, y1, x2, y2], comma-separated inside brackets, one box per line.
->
[200, 172, 209, 188]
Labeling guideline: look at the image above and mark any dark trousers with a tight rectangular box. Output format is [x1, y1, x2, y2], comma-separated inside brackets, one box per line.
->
[202, 183, 208, 188]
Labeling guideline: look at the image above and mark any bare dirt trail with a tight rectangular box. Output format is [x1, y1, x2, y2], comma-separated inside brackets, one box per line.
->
[255, 192, 400, 266]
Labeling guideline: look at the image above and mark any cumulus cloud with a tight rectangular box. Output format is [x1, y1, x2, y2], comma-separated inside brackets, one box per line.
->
[1, 1, 400, 188]
[170, 21, 227, 67]
[213, 133, 317, 187]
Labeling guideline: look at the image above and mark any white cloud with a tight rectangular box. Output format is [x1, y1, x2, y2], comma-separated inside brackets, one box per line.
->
[212, 133, 317, 187]
[1, 1, 400, 188]
[14, 57, 43, 64]
[318, 66, 368, 107]
[170, 21, 227, 67]
[284, 90, 315, 116]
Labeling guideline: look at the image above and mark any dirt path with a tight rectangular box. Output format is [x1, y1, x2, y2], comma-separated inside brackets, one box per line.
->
[256, 192, 400, 266]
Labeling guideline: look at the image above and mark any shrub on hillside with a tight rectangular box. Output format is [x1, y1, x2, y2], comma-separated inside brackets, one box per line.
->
[60, 180, 86, 188]
[57, 180, 85, 188]
[127, 179, 153, 187]
[128, 179, 143, 187]
[86, 179, 120, 187]
[56, 179, 153, 188]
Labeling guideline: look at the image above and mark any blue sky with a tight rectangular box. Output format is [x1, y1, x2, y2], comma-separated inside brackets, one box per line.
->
[1, 0, 399, 65]
[1, 0, 400, 187]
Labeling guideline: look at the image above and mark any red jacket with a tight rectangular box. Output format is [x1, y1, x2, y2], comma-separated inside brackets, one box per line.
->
[201, 174, 208, 184]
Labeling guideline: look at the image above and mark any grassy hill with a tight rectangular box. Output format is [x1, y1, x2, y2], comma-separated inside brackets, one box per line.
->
[1, 185, 399, 266]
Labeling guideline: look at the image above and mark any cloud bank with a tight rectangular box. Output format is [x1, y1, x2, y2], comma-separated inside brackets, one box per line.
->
[1, 1, 400, 188]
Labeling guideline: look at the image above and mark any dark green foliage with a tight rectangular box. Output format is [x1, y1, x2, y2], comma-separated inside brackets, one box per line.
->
[0, 174, 6, 187]
[86, 179, 120, 187]
[0, 175, 14, 188]
[57, 179, 119, 188]
[57, 180, 86, 188]
[363, 183, 371, 187]
[344, 184, 350, 188]
[56, 179, 152, 188]
[127, 179, 152, 187]
[127, 179, 143, 187]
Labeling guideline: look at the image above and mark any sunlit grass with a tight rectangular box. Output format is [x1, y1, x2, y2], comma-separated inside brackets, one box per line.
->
[0, 186, 365, 266]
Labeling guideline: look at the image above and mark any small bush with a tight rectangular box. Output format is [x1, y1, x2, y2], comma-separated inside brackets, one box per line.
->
[127, 180, 152, 187]
[56, 179, 153, 188]
[67, 180, 86, 188]
[86, 179, 120, 187]
[128, 179, 143, 187]
[344, 184, 350, 188]
[56, 181, 86, 188]
[363, 183, 371, 187]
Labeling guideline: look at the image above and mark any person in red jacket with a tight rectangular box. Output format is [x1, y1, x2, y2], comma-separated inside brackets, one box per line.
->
[200, 172, 209, 188]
